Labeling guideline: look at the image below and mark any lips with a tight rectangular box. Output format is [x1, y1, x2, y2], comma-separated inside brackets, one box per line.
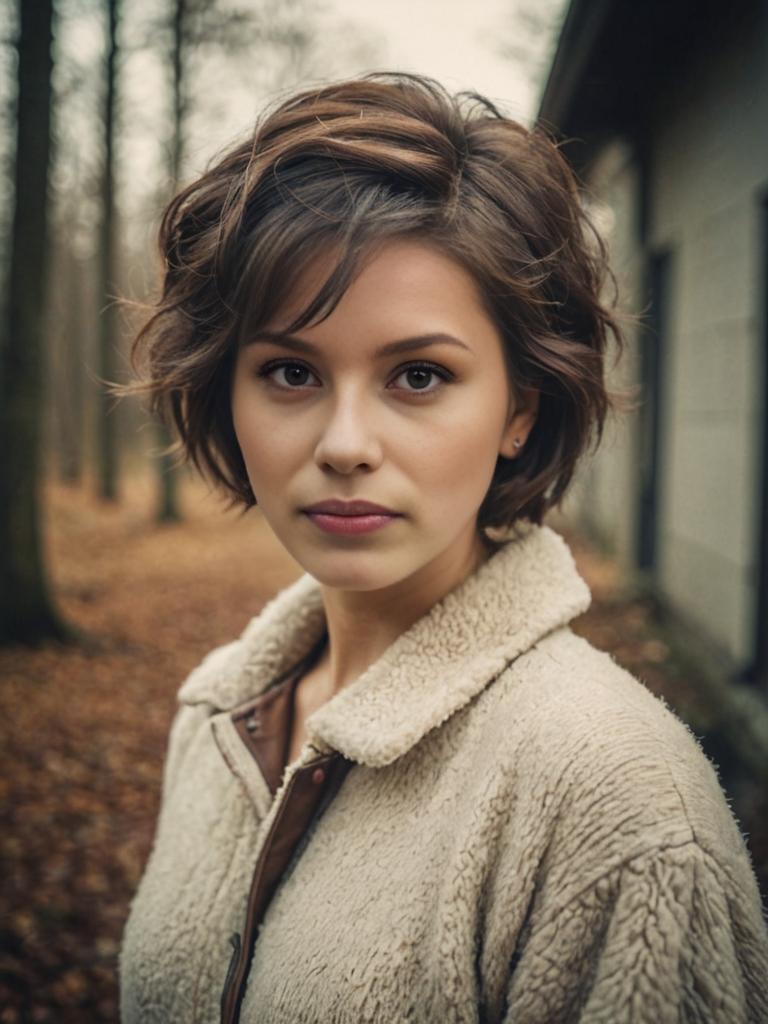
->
[302, 499, 400, 516]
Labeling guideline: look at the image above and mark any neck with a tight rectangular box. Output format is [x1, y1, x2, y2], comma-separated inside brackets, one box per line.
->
[313, 526, 496, 695]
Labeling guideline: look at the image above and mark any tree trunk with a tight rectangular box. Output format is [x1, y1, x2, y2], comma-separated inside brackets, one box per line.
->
[97, 0, 120, 501]
[0, 0, 68, 644]
[60, 249, 86, 485]
[49, 225, 86, 486]
[155, 0, 187, 524]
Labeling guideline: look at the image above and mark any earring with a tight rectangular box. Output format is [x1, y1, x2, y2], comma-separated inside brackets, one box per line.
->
[513, 439, 522, 449]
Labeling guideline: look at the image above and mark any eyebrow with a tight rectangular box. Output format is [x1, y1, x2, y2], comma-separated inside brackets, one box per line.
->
[245, 330, 472, 358]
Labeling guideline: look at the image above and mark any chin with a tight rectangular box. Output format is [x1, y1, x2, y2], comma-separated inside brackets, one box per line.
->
[299, 548, 415, 591]
[308, 562, 404, 592]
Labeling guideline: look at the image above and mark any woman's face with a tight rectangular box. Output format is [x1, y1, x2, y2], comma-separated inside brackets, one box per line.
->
[231, 237, 538, 593]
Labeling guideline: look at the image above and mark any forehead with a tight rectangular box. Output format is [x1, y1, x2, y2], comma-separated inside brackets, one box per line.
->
[263, 237, 493, 339]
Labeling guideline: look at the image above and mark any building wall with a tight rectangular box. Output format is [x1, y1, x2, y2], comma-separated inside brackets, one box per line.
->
[648, 14, 767, 666]
[559, 140, 643, 574]
[565, 11, 768, 668]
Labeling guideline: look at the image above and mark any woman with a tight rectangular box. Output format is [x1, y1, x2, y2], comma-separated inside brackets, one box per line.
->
[118, 73, 768, 1022]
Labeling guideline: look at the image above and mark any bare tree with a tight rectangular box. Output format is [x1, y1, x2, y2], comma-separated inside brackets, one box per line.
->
[0, 0, 68, 643]
[153, 0, 187, 524]
[48, 211, 89, 484]
[40, 0, 105, 493]
[96, 0, 120, 501]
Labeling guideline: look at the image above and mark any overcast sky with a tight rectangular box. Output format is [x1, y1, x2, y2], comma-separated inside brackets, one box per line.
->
[321, 0, 564, 126]
[172, 0, 567, 173]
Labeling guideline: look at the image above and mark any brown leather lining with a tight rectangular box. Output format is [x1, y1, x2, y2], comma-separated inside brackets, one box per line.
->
[230, 627, 328, 796]
[232, 672, 301, 796]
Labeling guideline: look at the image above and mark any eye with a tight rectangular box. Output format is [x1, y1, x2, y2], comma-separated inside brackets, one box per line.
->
[254, 358, 453, 396]
[388, 361, 453, 395]
[255, 360, 320, 390]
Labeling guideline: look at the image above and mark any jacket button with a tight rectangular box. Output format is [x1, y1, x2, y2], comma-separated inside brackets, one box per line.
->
[312, 768, 326, 785]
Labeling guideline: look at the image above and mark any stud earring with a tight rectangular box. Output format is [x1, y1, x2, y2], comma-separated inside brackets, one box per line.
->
[513, 439, 522, 449]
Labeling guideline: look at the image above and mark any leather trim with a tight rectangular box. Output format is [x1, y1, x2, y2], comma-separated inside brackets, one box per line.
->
[219, 752, 352, 1024]
[229, 626, 329, 796]
[232, 672, 301, 796]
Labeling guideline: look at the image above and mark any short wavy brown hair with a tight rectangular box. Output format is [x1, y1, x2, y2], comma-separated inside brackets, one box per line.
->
[130, 71, 629, 532]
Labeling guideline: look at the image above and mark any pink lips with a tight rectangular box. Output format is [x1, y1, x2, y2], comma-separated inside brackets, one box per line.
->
[302, 499, 402, 536]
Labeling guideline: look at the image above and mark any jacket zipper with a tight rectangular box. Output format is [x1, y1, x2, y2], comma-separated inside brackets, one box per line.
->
[220, 932, 241, 1020]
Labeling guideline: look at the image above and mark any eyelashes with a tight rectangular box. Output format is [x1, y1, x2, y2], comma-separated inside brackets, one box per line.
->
[254, 359, 454, 397]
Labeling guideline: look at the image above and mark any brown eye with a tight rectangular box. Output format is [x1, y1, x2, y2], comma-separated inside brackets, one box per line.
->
[405, 368, 431, 389]
[282, 365, 311, 386]
[389, 362, 452, 395]
[256, 360, 319, 389]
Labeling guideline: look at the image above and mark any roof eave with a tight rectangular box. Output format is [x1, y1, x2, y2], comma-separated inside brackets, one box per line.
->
[537, 0, 614, 131]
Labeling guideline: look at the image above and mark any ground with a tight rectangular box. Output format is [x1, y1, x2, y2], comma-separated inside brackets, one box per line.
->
[0, 476, 765, 1022]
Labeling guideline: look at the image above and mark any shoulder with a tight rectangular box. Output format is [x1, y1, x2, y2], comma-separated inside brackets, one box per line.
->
[488, 627, 749, 866]
[504, 625, 704, 765]
[493, 624, 696, 749]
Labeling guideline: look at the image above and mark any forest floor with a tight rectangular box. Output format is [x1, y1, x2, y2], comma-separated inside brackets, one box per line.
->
[1, 475, 766, 1023]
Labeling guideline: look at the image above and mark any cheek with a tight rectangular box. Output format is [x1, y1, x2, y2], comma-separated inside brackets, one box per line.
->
[231, 384, 280, 481]
[403, 394, 505, 500]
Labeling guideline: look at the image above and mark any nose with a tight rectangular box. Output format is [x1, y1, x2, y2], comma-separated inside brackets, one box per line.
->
[313, 387, 384, 475]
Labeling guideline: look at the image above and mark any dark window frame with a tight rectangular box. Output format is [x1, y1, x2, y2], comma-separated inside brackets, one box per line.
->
[748, 189, 768, 688]
[636, 247, 672, 574]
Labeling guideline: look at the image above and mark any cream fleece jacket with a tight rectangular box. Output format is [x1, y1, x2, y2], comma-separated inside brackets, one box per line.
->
[119, 522, 768, 1022]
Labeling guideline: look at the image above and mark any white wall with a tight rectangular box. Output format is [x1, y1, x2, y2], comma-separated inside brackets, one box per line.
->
[648, 15, 768, 664]
[564, 9, 768, 668]
[559, 140, 643, 574]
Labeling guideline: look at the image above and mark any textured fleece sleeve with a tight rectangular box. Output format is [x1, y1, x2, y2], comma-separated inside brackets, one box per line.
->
[502, 840, 768, 1024]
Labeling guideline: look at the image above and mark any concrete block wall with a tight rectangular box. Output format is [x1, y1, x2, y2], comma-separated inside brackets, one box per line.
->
[564, 10, 768, 669]
[560, 139, 643, 575]
[647, 15, 768, 666]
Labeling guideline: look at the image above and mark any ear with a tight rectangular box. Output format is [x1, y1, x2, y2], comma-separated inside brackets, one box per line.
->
[499, 387, 539, 459]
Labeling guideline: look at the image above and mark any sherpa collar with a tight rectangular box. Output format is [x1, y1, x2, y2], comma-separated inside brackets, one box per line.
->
[178, 522, 591, 768]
